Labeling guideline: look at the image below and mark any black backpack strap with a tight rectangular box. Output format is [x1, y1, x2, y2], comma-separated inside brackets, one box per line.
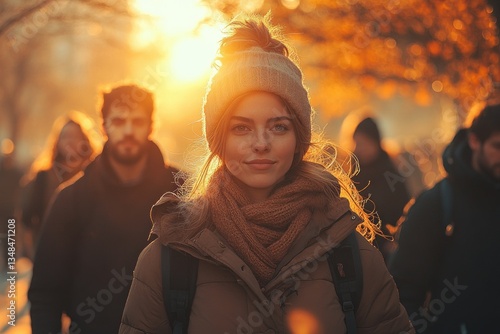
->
[161, 245, 199, 334]
[439, 178, 454, 237]
[328, 231, 363, 334]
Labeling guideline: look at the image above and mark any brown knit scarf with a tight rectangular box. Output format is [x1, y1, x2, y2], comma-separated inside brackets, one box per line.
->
[206, 164, 339, 285]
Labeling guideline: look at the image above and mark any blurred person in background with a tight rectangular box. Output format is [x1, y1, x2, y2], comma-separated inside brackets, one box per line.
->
[28, 84, 182, 334]
[389, 103, 500, 333]
[352, 117, 411, 263]
[20, 111, 100, 259]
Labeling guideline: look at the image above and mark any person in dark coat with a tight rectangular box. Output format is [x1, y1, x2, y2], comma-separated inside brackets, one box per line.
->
[28, 84, 181, 334]
[21, 111, 100, 259]
[352, 117, 411, 262]
[389, 103, 500, 333]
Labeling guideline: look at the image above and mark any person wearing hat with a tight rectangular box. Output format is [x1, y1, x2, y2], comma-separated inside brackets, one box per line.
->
[352, 117, 411, 263]
[119, 16, 414, 334]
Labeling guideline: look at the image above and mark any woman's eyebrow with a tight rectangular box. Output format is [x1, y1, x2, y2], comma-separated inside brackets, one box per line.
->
[229, 116, 252, 122]
[269, 116, 293, 122]
[229, 116, 292, 123]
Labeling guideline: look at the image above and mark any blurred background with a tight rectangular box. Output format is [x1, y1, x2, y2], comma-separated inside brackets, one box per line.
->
[1, 0, 499, 184]
[1, 0, 499, 332]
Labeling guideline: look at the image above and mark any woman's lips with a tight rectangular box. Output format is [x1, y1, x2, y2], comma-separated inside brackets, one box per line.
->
[245, 159, 276, 170]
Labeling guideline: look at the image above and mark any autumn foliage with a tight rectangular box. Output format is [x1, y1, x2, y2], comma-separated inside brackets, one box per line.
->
[204, 0, 500, 119]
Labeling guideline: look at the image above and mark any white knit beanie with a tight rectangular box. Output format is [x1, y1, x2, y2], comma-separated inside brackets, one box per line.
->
[202, 46, 312, 151]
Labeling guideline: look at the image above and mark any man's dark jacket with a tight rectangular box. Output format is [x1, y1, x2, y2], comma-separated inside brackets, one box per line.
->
[28, 141, 180, 334]
[389, 129, 500, 333]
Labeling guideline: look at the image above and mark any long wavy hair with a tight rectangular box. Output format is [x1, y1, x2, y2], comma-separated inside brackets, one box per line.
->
[22, 110, 101, 185]
[168, 15, 380, 243]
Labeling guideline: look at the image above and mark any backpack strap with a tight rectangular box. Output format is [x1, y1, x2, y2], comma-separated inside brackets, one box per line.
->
[161, 245, 199, 334]
[328, 231, 363, 334]
[161, 236, 362, 334]
[439, 178, 454, 237]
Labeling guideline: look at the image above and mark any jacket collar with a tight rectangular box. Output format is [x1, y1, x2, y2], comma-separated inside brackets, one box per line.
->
[88, 140, 166, 187]
[168, 196, 362, 302]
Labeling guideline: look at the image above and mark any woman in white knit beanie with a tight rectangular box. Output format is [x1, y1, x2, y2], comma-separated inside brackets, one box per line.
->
[120, 14, 414, 334]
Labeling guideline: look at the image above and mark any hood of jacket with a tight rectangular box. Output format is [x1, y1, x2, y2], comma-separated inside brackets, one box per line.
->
[442, 128, 500, 191]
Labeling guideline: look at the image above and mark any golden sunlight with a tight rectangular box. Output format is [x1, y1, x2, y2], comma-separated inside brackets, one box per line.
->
[169, 29, 222, 82]
[133, 0, 225, 82]
[287, 309, 320, 334]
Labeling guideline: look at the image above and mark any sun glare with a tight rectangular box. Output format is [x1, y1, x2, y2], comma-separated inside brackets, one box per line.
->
[169, 29, 221, 82]
[133, 0, 224, 82]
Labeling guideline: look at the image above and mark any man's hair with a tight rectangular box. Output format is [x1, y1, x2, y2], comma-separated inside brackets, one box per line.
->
[100, 84, 154, 120]
[469, 103, 500, 143]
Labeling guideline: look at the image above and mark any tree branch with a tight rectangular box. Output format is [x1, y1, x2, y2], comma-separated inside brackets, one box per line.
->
[0, 0, 55, 36]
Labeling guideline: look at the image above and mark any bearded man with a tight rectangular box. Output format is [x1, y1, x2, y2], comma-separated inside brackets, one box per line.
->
[29, 84, 181, 334]
[390, 103, 500, 333]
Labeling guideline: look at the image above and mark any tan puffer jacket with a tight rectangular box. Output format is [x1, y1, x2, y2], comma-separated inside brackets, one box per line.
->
[120, 199, 414, 334]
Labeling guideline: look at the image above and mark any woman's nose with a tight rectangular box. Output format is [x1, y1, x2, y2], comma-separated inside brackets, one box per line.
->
[252, 131, 270, 152]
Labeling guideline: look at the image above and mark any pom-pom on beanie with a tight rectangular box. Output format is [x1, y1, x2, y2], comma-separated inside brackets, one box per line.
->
[202, 18, 312, 152]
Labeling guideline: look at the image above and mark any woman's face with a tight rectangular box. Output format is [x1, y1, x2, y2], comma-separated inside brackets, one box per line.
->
[223, 92, 297, 202]
[57, 122, 89, 166]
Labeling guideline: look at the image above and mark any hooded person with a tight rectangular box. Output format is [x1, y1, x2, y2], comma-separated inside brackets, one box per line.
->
[119, 15, 414, 334]
[389, 103, 500, 333]
[352, 117, 411, 262]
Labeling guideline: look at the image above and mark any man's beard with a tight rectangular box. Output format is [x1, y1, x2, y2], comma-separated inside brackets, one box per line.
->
[109, 138, 147, 166]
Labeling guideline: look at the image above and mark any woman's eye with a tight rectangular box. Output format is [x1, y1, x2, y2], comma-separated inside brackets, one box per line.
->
[273, 124, 289, 132]
[232, 124, 250, 133]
